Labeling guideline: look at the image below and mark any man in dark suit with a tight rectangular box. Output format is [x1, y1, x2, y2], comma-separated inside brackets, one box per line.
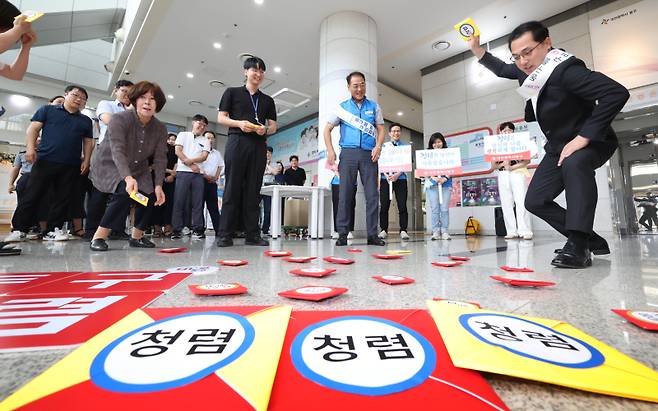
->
[468, 21, 629, 268]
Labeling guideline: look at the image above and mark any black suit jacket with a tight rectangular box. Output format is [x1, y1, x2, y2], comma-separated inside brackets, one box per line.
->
[479, 51, 629, 154]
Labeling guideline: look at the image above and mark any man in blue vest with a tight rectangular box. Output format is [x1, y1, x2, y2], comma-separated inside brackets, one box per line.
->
[379, 122, 410, 240]
[324, 71, 386, 246]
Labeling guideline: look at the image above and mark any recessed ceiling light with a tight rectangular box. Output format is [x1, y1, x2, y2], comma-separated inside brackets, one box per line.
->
[186, 73, 194, 78]
[209, 80, 225, 88]
[273, 66, 281, 73]
[188, 100, 203, 106]
[431, 40, 451, 51]
[254, 0, 264, 4]
[167, 94, 174, 99]
[397, 111, 404, 116]
[213, 42, 222, 49]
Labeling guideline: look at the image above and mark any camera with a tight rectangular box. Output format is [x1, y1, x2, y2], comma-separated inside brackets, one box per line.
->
[124, 70, 131, 76]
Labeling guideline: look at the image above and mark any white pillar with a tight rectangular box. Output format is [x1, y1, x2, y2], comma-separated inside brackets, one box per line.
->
[318, 11, 378, 236]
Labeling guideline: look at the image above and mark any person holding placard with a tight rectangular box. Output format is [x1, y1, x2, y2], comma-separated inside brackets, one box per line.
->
[378, 123, 410, 240]
[492, 122, 533, 240]
[467, 21, 629, 268]
[424, 133, 452, 241]
[324, 71, 386, 246]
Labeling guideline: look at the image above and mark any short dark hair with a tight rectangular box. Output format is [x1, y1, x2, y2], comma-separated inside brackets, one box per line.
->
[204, 130, 216, 138]
[346, 71, 365, 85]
[192, 114, 209, 125]
[508, 21, 549, 50]
[65, 85, 88, 100]
[389, 122, 402, 131]
[167, 133, 177, 138]
[115, 79, 134, 89]
[266, 146, 273, 153]
[244, 56, 266, 72]
[498, 122, 516, 132]
[49, 95, 64, 103]
[428, 132, 447, 149]
[289, 155, 299, 162]
[0, 1, 20, 31]
[128, 81, 166, 112]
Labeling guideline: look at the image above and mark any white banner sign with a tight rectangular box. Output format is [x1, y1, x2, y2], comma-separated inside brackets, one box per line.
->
[484, 132, 532, 162]
[379, 145, 412, 173]
[415, 148, 462, 177]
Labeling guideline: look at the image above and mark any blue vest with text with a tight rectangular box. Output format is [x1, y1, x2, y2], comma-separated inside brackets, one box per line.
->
[339, 98, 377, 151]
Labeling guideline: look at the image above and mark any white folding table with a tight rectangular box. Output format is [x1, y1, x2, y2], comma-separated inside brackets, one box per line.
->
[260, 185, 329, 239]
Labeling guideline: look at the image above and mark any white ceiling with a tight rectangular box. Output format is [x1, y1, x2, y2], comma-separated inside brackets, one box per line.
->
[121, 0, 588, 129]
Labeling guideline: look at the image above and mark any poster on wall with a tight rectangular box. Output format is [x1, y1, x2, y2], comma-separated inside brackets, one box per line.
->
[445, 128, 492, 175]
[461, 178, 500, 207]
[589, 0, 658, 90]
[511, 121, 545, 167]
[267, 118, 320, 166]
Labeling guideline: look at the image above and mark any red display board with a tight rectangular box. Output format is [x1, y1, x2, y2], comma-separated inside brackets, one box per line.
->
[490, 276, 555, 288]
[323, 257, 355, 265]
[264, 251, 293, 257]
[11, 271, 190, 295]
[283, 257, 317, 263]
[500, 266, 534, 273]
[268, 309, 507, 410]
[372, 276, 415, 285]
[612, 309, 658, 331]
[372, 254, 403, 260]
[188, 283, 248, 296]
[158, 247, 188, 254]
[431, 261, 463, 268]
[218, 260, 249, 267]
[289, 268, 336, 278]
[0, 291, 162, 352]
[0, 272, 81, 295]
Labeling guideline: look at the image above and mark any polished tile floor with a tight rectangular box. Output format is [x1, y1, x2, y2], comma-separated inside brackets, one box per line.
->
[1, 233, 657, 410]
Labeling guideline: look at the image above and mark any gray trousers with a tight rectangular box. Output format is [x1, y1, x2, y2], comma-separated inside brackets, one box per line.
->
[337, 148, 379, 237]
[172, 172, 205, 232]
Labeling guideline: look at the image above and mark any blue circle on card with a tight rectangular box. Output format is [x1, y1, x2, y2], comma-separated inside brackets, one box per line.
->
[459, 313, 604, 368]
[290, 316, 436, 395]
[90, 311, 254, 392]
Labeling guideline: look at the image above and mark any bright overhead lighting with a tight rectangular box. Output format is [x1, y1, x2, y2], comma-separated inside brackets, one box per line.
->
[213, 42, 222, 49]
[397, 111, 404, 116]
[273, 66, 282, 73]
[186, 73, 194, 78]
[9, 94, 31, 107]
[167, 94, 174, 99]
[254, 0, 264, 4]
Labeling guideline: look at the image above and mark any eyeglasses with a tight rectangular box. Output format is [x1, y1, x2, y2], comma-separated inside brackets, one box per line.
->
[68, 92, 87, 102]
[510, 41, 543, 62]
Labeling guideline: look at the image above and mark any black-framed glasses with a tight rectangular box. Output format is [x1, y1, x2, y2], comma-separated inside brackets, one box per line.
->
[510, 41, 543, 62]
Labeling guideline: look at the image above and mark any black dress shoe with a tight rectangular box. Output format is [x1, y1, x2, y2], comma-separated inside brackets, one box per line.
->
[335, 235, 347, 246]
[551, 240, 592, 268]
[90, 238, 109, 252]
[554, 236, 610, 256]
[129, 237, 156, 248]
[367, 236, 386, 246]
[216, 237, 234, 247]
[245, 236, 269, 246]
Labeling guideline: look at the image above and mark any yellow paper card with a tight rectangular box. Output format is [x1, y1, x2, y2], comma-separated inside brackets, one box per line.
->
[426, 300, 658, 403]
[454, 17, 480, 41]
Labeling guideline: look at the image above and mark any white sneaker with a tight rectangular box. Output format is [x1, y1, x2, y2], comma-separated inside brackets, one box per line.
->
[504, 234, 518, 239]
[400, 230, 410, 240]
[331, 231, 339, 240]
[4, 231, 26, 242]
[44, 228, 69, 241]
[522, 234, 533, 240]
[431, 232, 440, 240]
[347, 232, 354, 239]
[442, 232, 452, 240]
[378, 230, 387, 239]
[181, 227, 192, 236]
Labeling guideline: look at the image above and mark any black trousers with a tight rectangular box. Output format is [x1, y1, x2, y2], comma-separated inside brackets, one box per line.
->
[151, 180, 175, 226]
[86, 186, 128, 234]
[99, 181, 155, 232]
[12, 159, 78, 233]
[204, 181, 221, 233]
[218, 135, 266, 238]
[331, 184, 356, 232]
[524, 143, 616, 237]
[379, 178, 408, 232]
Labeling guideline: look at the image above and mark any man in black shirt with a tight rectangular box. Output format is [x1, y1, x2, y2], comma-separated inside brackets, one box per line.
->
[284, 155, 306, 186]
[215, 56, 278, 247]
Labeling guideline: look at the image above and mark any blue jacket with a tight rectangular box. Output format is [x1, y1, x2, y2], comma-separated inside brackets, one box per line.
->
[339, 98, 378, 151]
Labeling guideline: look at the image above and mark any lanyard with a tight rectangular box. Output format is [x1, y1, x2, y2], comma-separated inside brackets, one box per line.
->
[250, 93, 260, 123]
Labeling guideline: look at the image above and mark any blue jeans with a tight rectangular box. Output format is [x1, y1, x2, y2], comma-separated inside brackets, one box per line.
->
[427, 185, 451, 233]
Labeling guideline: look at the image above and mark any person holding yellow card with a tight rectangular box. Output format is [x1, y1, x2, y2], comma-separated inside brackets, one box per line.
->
[0, 1, 37, 80]
[466, 21, 629, 268]
[89, 82, 168, 251]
